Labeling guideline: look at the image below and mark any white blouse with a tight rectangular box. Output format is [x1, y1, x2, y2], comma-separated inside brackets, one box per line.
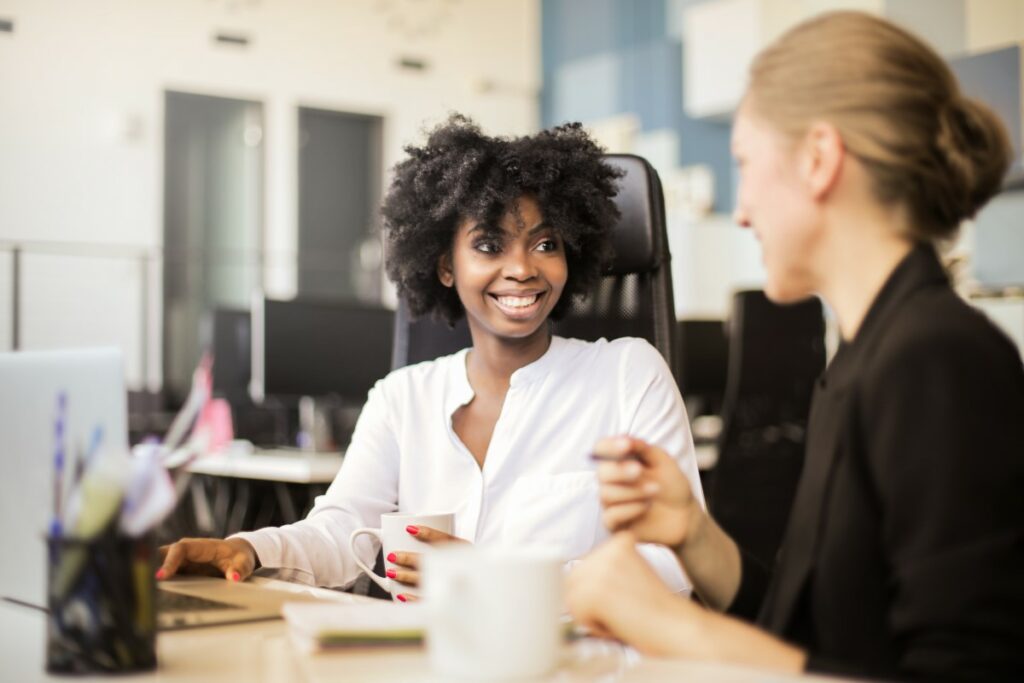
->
[234, 336, 704, 591]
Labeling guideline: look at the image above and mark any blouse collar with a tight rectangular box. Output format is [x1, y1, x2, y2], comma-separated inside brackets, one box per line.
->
[445, 335, 570, 414]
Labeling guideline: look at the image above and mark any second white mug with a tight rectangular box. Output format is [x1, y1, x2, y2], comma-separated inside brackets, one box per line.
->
[422, 546, 564, 680]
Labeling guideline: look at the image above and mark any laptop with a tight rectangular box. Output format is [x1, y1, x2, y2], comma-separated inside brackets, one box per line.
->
[0, 348, 328, 629]
[156, 575, 327, 630]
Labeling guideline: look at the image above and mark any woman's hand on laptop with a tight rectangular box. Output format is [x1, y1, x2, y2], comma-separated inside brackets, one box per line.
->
[386, 525, 467, 601]
[593, 436, 702, 550]
[156, 537, 257, 583]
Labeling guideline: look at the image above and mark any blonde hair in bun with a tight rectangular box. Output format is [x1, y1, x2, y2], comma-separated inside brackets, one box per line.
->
[746, 11, 1011, 241]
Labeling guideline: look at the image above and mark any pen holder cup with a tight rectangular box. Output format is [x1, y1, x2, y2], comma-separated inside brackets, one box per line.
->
[45, 533, 158, 674]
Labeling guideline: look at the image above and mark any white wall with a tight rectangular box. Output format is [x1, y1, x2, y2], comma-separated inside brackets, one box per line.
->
[974, 296, 1024, 354]
[0, 0, 541, 388]
[0, 251, 11, 351]
[19, 251, 147, 384]
[966, 0, 1024, 51]
[669, 213, 766, 319]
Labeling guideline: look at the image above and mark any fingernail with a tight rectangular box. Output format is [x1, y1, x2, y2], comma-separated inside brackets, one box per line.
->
[229, 571, 240, 582]
[406, 525, 419, 535]
[386, 568, 397, 579]
[643, 481, 660, 495]
[386, 552, 397, 563]
[396, 594, 407, 602]
[155, 568, 165, 580]
[624, 462, 642, 477]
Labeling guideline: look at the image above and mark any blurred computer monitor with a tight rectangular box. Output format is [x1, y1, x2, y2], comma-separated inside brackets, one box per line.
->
[972, 188, 1024, 290]
[208, 307, 252, 402]
[250, 296, 394, 404]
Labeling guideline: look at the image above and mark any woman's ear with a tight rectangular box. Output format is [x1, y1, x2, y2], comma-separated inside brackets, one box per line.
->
[437, 252, 454, 288]
[801, 121, 845, 200]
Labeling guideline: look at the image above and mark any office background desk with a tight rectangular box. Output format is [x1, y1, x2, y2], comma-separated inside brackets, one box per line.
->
[168, 450, 344, 542]
[186, 449, 343, 484]
[2, 580, 849, 683]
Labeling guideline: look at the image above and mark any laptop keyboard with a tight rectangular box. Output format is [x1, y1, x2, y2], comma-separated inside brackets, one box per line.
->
[158, 590, 241, 613]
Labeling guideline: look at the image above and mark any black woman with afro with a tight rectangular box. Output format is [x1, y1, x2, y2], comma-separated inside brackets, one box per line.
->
[157, 115, 704, 601]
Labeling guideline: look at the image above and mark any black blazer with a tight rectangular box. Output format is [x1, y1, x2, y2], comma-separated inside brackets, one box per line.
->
[728, 245, 1024, 681]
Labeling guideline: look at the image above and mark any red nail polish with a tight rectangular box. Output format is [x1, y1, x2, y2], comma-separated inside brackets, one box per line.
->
[155, 568, 165, 580]
[406, 525, 419, 535]
[396, 594, 407, 602]
[229, 571, 240, 582]
[386, 552, 397, 563]
[386, 568, 397, 579]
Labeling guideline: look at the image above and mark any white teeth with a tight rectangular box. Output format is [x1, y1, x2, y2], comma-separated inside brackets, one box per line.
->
[496, 294, 540, 309]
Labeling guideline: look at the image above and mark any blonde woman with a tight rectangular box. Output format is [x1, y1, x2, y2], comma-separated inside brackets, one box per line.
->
[568, 11, 1024, 681]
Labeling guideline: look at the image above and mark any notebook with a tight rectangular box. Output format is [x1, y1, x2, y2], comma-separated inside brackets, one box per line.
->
[282, 601, 425, 652]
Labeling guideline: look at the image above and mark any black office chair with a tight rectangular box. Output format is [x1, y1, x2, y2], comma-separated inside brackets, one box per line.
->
[390, 154, 677, 371]
[675, 319, 730, 418]
[709, 290, 826, 568]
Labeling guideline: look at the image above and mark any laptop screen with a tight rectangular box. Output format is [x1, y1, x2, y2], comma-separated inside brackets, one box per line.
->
[0, 348, 127, 607]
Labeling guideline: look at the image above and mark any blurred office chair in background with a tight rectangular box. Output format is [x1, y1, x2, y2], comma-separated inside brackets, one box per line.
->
[391, 154, 677, 370]
[676, 319, 730, 419]
[676, 318, 731, 493]
[709, 290, 826, 568]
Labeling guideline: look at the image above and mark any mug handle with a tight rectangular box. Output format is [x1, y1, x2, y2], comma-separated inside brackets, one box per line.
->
[348, 528, 392, 594]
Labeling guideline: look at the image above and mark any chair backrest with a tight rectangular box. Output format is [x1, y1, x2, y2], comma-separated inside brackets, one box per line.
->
[390, 154, 677, 371]
[675, 319, 730, 417]
[710, 290, 826, 567]
[720, 291, 826, 430]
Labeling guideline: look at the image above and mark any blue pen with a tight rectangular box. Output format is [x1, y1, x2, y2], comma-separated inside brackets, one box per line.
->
[70, 426, 101, 486]
[84, 425, 104, 470]
[51, 392, 68, 538]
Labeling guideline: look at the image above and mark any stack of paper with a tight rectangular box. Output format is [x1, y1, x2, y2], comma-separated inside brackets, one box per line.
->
[282, 602, 426, 653]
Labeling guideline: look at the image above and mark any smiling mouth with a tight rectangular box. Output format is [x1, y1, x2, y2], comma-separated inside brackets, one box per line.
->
[489, 292, 545, 318]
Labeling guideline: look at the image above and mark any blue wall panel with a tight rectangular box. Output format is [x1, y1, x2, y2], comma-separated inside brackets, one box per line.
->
[549, 52, 623, 124]
[541, 0, 734, 211]
[619, 40, 678, 131]
[542, 0, 616, 68]
[613, 0, 667, 50]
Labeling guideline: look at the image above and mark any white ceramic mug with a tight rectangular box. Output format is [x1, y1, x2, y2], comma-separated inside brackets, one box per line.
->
[348, 512, 455, 600]
[422, 546, 564, 680]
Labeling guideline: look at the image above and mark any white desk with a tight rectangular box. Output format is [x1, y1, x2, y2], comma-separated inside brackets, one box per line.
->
[187, 447, 720, 482]
[180, 450, 344, 534]
[186, 449, 343, 484]
[2, 579, 849, 683]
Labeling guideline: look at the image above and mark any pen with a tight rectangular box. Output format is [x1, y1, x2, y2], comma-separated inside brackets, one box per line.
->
[51, 392, 68, 537]
[84, 425, 104, 470]
[589, 452, 643, 463]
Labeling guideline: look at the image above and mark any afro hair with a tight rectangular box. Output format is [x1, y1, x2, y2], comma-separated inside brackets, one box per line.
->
[381, 114, 622, 325]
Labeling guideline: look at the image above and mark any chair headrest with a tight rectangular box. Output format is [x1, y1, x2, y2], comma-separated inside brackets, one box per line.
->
[603, 154, 666, 275]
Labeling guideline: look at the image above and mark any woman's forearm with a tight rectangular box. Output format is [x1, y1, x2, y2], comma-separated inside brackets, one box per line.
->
[644, 599, 806, 673]
[675, 513, 743, 611]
